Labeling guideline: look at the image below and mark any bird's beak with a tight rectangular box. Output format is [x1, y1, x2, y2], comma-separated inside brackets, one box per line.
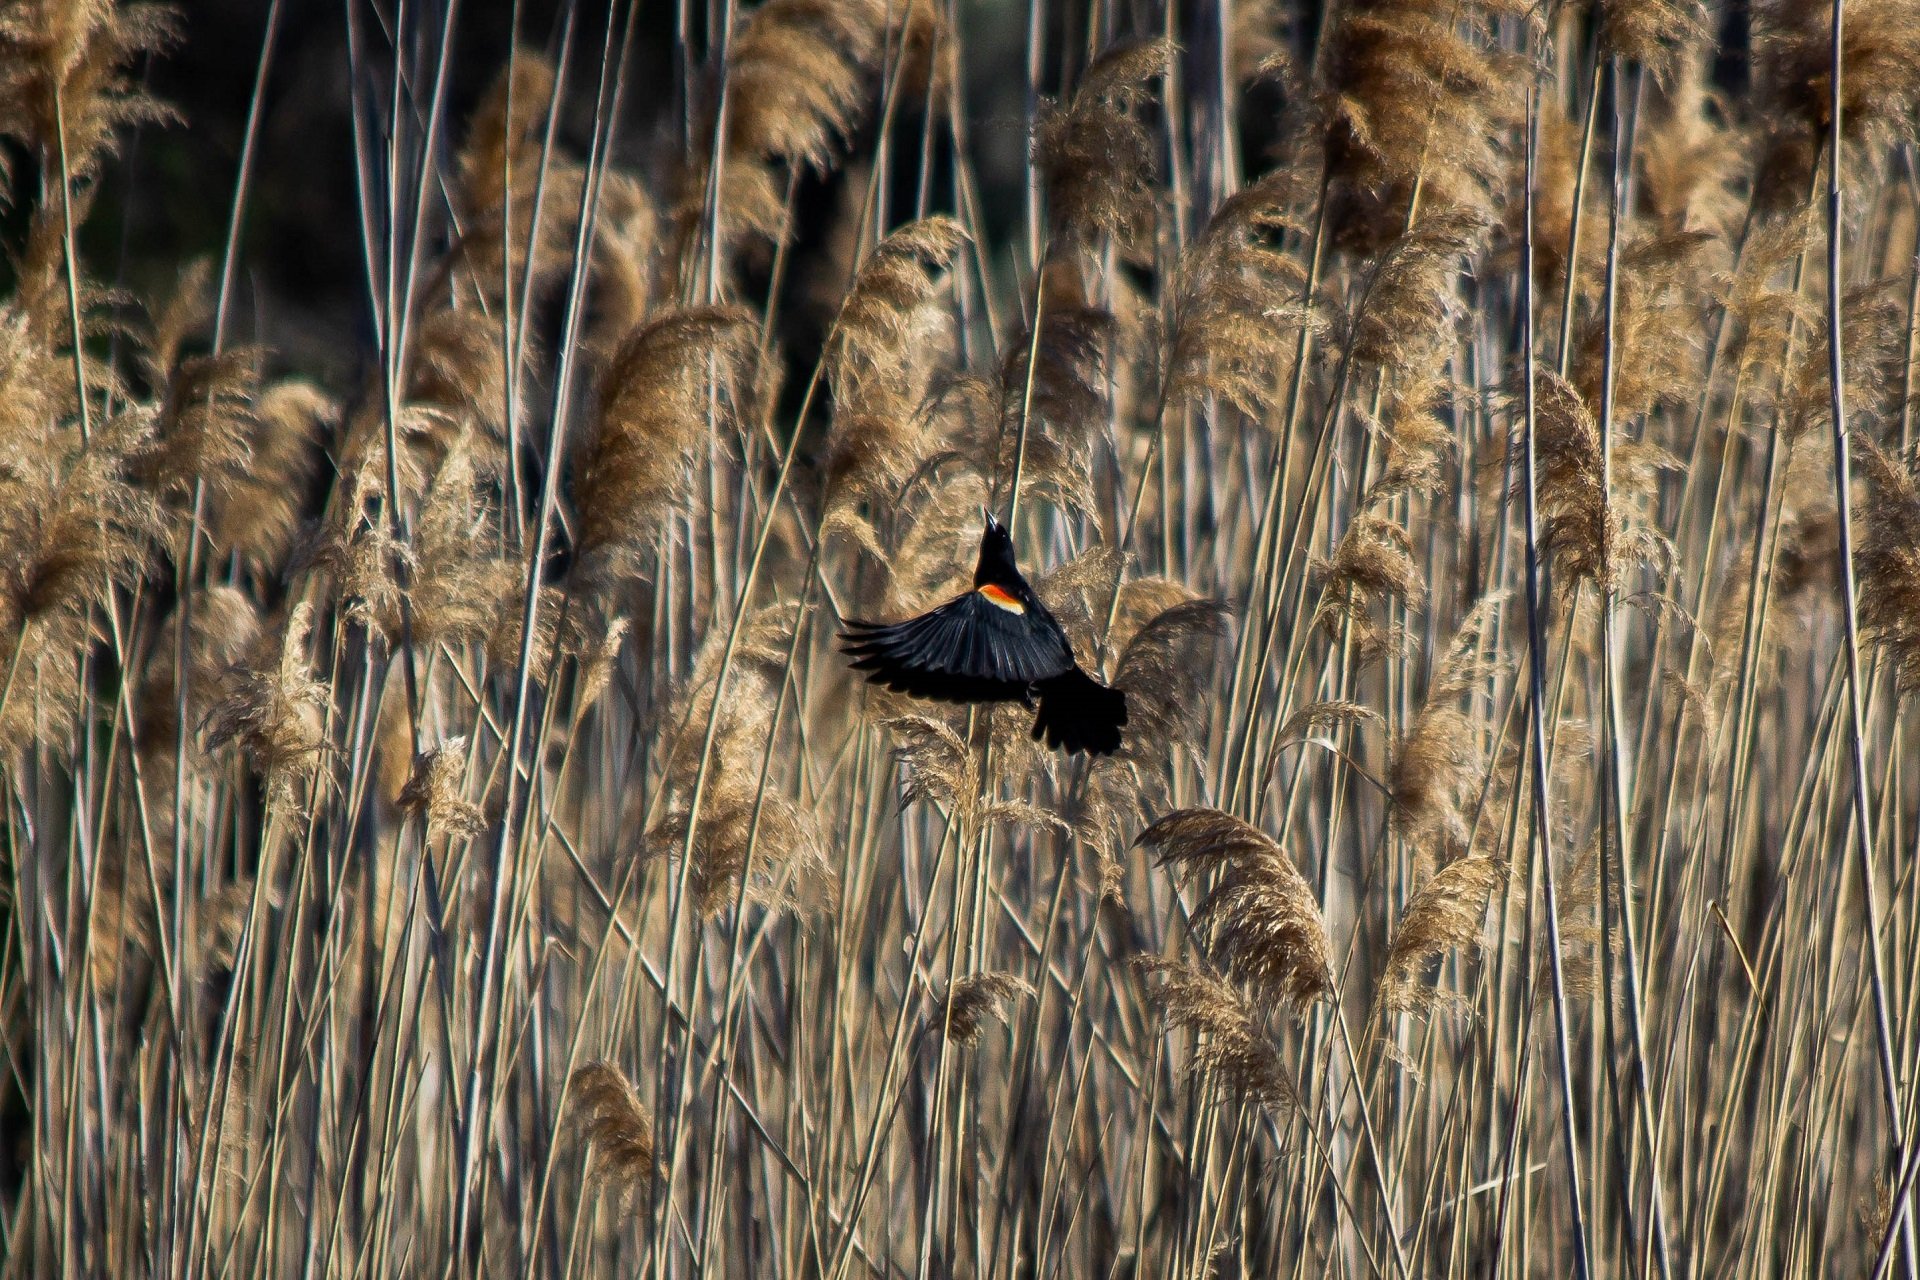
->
[982, 505, 1001, 531]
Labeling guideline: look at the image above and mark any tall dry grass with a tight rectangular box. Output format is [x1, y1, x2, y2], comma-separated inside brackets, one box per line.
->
[3, 0, 1920, 1275]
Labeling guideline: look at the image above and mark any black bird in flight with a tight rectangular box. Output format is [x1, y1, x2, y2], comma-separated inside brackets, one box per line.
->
[840, 511, 1128, 756]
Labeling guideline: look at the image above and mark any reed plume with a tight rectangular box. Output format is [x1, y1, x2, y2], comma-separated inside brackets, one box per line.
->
[400, 437, 520, 656]
[1033, 38, 1171, 255]
[0, 404, 158, 758]
[1377, 852, 1502, 1016]
[396, 737, 486, 839]
[1138, 808, 1333, 1010]
[202, 601, 330, 803]
[1527, 369, 1675, 591]
[134, 584, 261, 769]
[990, 263, 1115, 516]
[571, 306, 757, 588]
[647, 762, 830, 918]
[822, 216, 966, 519]
[1600, 0, 1707, 77]
[674, 0, 896, 263]
[0, 0, 177, 176]
[136, 269, 263, 511]
[1389, 597, 1502, 864]
[1755, 0, 1920, 145]
[206, 380, 332, 576]
[1162, 171, 1315, 424]
[1109, 596, 1230, 764]
[939, 972, 1035, 1047]
[1851, 435, 1920, 694]
[1315, 508, 1420, 659]
[450, 51, 583, 306]
[1570, 229, 1719, 424]
[725, 0, 887, 170]
[1138, 958, 1298, 1111]
[1321, 0, 1525, 252]
[571, 1062, 658, 1205]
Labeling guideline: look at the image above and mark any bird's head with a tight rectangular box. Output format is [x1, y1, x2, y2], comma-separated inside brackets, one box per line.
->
[974, 507, 1022, 588]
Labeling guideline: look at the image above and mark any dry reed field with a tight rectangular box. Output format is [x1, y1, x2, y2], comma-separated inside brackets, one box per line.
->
[6, 0, 1920, 1275]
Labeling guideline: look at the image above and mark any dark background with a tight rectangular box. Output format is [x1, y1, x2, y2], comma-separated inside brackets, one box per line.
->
[76, 0, 1041, 385]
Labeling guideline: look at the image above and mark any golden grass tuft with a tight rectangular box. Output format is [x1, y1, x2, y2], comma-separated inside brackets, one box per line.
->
[396, 737, 486, 839]
[1162, 171, 1316, 423]
[1389, 597, 1503, 863]
[571, 1062, 658, 1204]
[939, 972, 1035, 1047]
[725, 0, 887, 169]
[1851, 434, 1920, 695]
[1138, 808, 1333, 1010]
[1138, 958, 1298, 1111]
[0, 0, 178, 177]
[1321, 0, 1525, 252]
[202, 601, 330, 803]
[571, 306, 758, 587]
[823, 216, 966, 513]
[1033, 38, 1172, 255]
[1377, 853, 1503, 1016]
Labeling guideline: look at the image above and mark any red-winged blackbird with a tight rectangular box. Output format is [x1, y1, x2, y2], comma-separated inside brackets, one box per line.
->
[840, 512, 1128, 756]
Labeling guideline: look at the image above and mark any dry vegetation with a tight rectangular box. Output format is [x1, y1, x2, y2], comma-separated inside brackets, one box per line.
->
[6, 0, 1920, 1275]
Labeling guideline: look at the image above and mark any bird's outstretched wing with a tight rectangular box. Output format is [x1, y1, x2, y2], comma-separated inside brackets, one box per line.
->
[840, 592, 1074, 704]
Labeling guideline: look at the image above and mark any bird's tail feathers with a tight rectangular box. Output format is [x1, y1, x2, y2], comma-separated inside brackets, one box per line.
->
[1031, 668, 1126, 757]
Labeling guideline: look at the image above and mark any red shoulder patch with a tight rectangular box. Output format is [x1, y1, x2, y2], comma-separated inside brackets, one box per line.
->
[977, 583, 1025, 613]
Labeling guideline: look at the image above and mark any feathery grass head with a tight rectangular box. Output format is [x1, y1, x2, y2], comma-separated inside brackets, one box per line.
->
[991, 263, 1115, 516]
[338, 307, 512, 503]
[396, 737, 486, 839]
[823, 216, 966, 513]
[590, 173, 665, 342]
[450, 51, 584, 306]
[1377, 852, 1502, 1016]
[1635, 59, 1745, 236]
[1370, 370, 1457, 498]
[825, 217, 967, 403]
[207, 379, 332, 577]
[135, 585, 261, 769]
[571, 1062, 657, 1206]
[1852, 435, 1920, 695]
[726, 0, 887, 169]
[0, 405, 159, 759]
[1163, 171, 1316, 424]
[878, 711, 1066, 840]
[1110, 595, 1230, 768]
[131, 262, 271, 545]
[572, 306, 758, 588]
[1389, 597, 1503, 864]
[1525, 369, 1676, 592]
[0, 0, 178, 178]
[1756, 0, 1920, 144]
[202, 601, 330, 806]
[1033, 38, 1172, 255]
[1600, 0, 1708, 78]
[1314, 507, 1420, 660]
[1138, 809, 1333, 1010]
[642, 605, 827, 918]
[939, 972, 1034, 1047]
[1321, 0, 1525, 253]
[647, 767, 830, 919]
[1349, 211, 1484, 378]
[399, 436, 520, 655]
[1785, 281, 1908, 443]
[1570, 229, 1719, 424]
[1138, 959, 1298, 1111]
[1540, 836, 1611, 1005]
